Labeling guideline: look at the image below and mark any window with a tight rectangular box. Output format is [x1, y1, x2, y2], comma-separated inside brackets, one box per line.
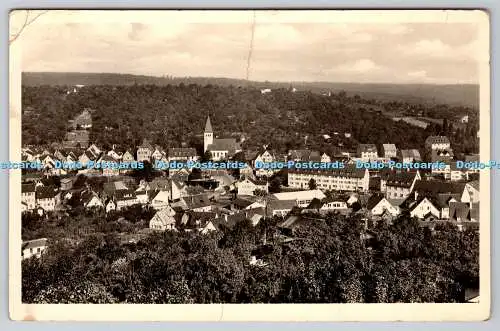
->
[30, 248, 33, 253]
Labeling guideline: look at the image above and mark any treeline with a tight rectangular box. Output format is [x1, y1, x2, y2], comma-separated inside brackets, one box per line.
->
[22, 72, 479, 107]
[22, 213, 479, 303]
[22, 84, 478, 156]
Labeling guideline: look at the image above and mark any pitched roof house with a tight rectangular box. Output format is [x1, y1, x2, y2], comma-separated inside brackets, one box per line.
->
[399, 149, 422, 163]
[382, 144, 397, 158]
[366, 195, 401, 217]
[266, 199, 297, 217]
[358, 144, 378, 160]
[137, 139, 154, 162]
[150, 190, 171, 210]
[149, 205, 177, 231]
[22, 238, 48, 260]
[381, 170, 421, 200]
[237, 177, 268, 196]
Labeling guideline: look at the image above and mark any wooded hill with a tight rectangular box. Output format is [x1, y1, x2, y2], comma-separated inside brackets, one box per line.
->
[22, 72, 479, 108]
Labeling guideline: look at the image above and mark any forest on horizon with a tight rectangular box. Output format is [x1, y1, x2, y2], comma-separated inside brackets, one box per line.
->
[22, 72, 479, 108]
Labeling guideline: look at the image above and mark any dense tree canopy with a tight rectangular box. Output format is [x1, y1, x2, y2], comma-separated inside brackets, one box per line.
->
[22, 212, 479, 304]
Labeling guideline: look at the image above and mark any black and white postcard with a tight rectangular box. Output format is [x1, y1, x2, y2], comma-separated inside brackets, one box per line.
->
[9, 9, 490, 321]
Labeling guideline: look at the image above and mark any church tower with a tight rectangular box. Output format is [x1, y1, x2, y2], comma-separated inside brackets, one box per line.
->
[204, 116, 214, 153]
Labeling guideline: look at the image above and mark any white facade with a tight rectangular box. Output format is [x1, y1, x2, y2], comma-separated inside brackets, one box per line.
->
[22, 191, 36, 211]
[151, 191, 170, 210]
[106, 200, 116, 213]
[273, 190, 326, 208]
[237, 178, 268, 196]
[320, 153, 331, 163]
[210, 150, 228, 161]
[410, 198, 441, 219]
[85, 196, 104, 209]
[371, 198, 400, 216]
[288, 169, 370, 192]
[462, 182, 479, 204]
[22, 239, 48, 260]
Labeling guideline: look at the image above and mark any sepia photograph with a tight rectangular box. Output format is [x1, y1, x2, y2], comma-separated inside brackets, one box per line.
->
[9, 9, 490, 321]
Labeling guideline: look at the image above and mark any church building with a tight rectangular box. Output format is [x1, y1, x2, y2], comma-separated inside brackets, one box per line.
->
[203, 116, 242, 161]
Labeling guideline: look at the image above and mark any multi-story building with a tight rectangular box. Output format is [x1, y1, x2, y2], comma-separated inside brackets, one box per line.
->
[357, 144, 378, 161]
[21, 183, 36, 211]
[380, 170, 421, 200]
[382, 144, 397, 159]
[35, 186, 58, 212]
[288, 165, 370, 192]
[425, 136, 451, 151]
[168, 148, 198, 163]
[136, 139, 153, 162]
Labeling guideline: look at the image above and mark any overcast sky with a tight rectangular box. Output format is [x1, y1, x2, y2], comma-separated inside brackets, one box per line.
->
[12, 10, 487, 84]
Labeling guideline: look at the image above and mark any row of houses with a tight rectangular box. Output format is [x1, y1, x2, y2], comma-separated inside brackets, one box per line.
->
[21, 184, 59, 213]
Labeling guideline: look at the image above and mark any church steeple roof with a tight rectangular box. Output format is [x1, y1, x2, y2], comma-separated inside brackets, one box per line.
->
[205, 116, 213, 133]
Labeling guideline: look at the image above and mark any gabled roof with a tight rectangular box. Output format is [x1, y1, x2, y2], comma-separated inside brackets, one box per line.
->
[114, 189, 137, 201]
[425, 136, 450, 145]
[207, 138, 240, 153]
[400, 149, 421, 160]
[384, 171, 419, 188]
[434, 192, 462, 208]
[413, 180, 466, 195]
[150, 207, 177, 226]
[267, 199, 297, 212]
[82, 150, 96, 160]
[149, 178, 171, 191]
[138, 139, 153, 150]
[232, 197, 254, 208]
[122, 150, 135, 158]
[382, 144, 397, 152]
[288, 149, 321, 162]
[182, 194, 212, 210]
[80, 190, 102, 206]
[254, 147, 275, 159]
[22, 238, 48, 250]
[22, 183, 36, 193]
[358, 144, 378, 153]
[103, 181, 129, 194]
[241, 176, 267, 186]
[181, 211, 217, 228]
[99, 154, 118, 163]
[409, 196, 438, 213]
[212, 174, 237, 186]
[366, 194, 386, 210]
[449, 202, 471, 221]
[467, 180, 479, 191]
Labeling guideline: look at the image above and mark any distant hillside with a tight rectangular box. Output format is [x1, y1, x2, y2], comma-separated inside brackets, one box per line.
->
[22, 72, 479, 108]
